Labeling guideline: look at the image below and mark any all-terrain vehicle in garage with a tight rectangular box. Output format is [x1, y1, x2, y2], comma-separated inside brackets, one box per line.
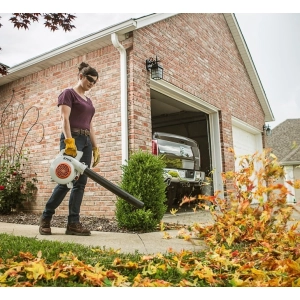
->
[152, 132, 206, 208]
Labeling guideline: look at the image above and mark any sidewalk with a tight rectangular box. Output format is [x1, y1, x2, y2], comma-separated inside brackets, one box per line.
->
[0, 210, 214, 254]
[1, 207, 299, 254]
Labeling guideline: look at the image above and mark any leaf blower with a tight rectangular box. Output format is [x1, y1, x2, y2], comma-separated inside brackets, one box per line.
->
[50, 150, 144, 209]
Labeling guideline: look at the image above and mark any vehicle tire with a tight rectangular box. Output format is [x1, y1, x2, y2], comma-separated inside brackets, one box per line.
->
[166, 186, 177, 208]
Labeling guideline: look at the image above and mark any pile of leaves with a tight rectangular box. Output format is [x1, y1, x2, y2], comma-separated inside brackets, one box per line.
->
[186, 149, 300, 286]
[0, 248, 212, 287]
[1, 149, 300, 287]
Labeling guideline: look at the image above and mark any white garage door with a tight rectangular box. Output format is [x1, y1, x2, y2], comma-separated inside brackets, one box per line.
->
[231, 119, 263, 171]
[232, 126, 260, 157]
[232, 121, 263, 203]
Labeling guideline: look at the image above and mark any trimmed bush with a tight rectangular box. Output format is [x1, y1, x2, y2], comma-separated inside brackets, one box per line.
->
[115, 150, 167, 232]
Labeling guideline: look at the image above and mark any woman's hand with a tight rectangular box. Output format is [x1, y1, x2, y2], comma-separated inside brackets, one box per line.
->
[64, 138, 77, 157]
[92, 147, 100, 167]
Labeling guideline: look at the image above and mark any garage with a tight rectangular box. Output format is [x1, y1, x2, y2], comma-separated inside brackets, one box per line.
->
[151, 91, 211, 176]
[150, 80, 224, 206]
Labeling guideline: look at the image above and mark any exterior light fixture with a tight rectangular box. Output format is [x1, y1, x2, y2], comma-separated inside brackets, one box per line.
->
[145, 56, 163, 80]
[263, 124, 272, 136]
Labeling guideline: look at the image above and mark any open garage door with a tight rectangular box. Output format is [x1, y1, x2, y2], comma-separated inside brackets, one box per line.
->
[151, 90, 211, 176]
[151, 93, 212, 208]
[149, 80, 223, 207]
[150, 80, 223, 201]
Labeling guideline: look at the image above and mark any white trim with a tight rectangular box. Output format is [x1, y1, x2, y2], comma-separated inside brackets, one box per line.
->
[135, 13, 178, 29]
[150, 80, 219, 114]
[209, 112, 224, 198]
[7, 21, 137, 73]
[111, 33, 128, 166]
[0, 13, 178, 81]
[232, 116, 262, 134]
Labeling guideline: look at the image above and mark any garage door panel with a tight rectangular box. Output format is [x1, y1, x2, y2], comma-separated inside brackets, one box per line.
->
[232, 124, 263, 204]
[232, 125, 262, 172]
[232, 126, 258, 157]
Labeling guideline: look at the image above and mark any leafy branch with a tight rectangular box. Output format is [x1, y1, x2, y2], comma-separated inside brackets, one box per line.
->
[0, 13, 76, 75]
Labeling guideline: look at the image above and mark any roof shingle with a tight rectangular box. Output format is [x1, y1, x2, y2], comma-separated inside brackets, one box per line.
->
[266, 119, 300, 163]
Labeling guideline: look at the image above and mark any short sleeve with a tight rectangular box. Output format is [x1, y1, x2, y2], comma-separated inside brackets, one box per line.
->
[57, 89, 73, 108]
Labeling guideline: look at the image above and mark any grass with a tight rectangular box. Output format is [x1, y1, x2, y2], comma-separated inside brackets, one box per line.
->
[0, 233, 208, 287]
[0, 233, 116, 264]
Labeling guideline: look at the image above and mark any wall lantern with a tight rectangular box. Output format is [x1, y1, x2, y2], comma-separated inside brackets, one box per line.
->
[263, 124, 272, 136]
[145, 56, 163, 80]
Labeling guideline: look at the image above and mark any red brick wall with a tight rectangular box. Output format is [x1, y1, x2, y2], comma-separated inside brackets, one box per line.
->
[130, 13, 265, 173]
[0, 46, 130, 218]
[0, 13, 265, 218]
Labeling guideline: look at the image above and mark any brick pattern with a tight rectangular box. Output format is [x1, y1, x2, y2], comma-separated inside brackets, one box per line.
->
[0, 13, 265, 218]
[129, 14, 265, 172]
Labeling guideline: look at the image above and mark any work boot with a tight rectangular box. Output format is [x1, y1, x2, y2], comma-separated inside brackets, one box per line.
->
[65, 223, 91, 236]
[39, 216, 52, 235]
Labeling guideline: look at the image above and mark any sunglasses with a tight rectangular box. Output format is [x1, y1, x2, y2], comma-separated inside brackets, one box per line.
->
[85, 75, 97, 84]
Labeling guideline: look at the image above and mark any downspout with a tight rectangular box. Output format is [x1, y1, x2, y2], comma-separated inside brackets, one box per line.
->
[111, 33, 128, 166]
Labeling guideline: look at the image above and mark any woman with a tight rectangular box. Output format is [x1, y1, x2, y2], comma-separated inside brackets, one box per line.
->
[39, 62, 100, 236]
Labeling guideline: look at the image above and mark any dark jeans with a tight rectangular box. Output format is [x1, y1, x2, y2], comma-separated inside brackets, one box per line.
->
[42, 132, 92, 223]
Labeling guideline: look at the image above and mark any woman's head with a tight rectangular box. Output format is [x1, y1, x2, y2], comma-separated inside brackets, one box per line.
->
[77, 62, 98, 90]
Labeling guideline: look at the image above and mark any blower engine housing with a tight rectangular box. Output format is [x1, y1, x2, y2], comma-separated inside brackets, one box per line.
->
[50, 151, 85, 187]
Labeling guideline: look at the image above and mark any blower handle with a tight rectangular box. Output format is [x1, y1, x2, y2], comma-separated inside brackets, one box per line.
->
[83, 168, 144, 209]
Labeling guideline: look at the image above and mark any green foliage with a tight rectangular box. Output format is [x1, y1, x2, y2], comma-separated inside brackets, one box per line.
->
[167, 170, 179, 178]
[162, 156, 182, 169]
[115, 150, 167, 232]
[0, 149, 37, 214]
[1, 14, 76, 76]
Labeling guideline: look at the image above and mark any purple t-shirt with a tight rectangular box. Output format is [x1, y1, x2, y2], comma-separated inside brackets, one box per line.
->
[57, 88, 95, 130]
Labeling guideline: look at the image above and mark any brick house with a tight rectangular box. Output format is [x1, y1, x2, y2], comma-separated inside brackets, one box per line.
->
[0, 13, 274, 218]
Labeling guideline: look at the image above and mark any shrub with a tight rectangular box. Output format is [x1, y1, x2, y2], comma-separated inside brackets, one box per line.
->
[0, 150, 38, 214]
[115, 150, 167, 232]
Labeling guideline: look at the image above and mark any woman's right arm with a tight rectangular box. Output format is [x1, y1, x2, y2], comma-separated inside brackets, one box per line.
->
[59, 105, 72, 138]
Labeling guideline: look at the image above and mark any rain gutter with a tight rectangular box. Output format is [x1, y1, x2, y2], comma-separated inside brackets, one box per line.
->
[111, 32, 128, 166]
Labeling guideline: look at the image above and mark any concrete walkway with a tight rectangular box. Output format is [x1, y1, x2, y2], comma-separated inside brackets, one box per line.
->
[0, 210, 214, 254]
[1, 207, 299, 254]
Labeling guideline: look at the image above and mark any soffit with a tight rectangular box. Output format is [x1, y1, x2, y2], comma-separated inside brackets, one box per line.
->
[0, 13, 178, 86]
[0, 20, 136, 86]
